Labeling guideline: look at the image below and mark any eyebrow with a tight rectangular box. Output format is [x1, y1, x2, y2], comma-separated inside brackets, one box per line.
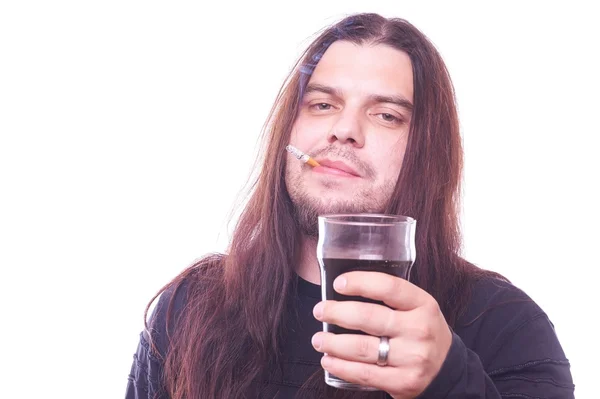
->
[304, 83, 413, 113]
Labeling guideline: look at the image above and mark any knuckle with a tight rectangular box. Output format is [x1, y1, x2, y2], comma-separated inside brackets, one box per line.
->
[424, 300, 441, 318]
[402, 372, 422, 396]
[382, 308, 398, 336]
[410, 345, 431, 367]
[356, 336, 372, 360]
[417, 323, 434, 341]
[389, 277, 404, 297]
[415, 351, 430, 368]
[357, 366, 375, 386]
[402, 367, 427, 395]
[360, 303, 376, 326]
[402, 351, 435, 393]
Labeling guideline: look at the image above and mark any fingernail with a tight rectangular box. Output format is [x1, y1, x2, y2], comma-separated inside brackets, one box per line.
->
[311, 334, 322, 350]
[313, 302, 323, 319]
[321, 355, 333, 368]
[333, 276, 346, 291]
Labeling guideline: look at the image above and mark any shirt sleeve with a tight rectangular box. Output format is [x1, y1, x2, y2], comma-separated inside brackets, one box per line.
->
[125, 329, 168, 399]
[125, 281, 187, 399]
[417, 314, 575, 398]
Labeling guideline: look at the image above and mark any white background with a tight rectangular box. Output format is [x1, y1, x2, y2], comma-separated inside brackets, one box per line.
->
[1, 1, 598, 398]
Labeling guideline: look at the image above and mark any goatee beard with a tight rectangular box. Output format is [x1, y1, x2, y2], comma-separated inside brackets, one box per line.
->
[290, 191, 388, 238]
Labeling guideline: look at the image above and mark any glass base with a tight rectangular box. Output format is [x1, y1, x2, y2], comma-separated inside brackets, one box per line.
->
[325, 372, 379, 391]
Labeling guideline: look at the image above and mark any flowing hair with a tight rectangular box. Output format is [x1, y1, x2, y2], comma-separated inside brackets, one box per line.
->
[142, 12, 505, 399]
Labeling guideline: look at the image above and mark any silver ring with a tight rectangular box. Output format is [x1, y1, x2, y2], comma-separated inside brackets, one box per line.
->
[376, 336, 390, 366]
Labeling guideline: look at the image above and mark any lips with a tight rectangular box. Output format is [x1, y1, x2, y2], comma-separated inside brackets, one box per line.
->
[314, 159, 360, 177]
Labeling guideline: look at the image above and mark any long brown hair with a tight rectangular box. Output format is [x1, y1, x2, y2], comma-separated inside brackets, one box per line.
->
[143, 13, 503, 399]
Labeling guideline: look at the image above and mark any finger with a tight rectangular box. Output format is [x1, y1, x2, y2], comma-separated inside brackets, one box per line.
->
[314, 300, 401, 337]
[320, 355, 422, 397]
[312, 332, 397, 366]
[334, 271, 430, 310]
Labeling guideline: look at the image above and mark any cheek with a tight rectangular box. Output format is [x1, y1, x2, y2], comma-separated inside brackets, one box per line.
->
[375, 139, 407, 181]
[290, 119, 325, 149]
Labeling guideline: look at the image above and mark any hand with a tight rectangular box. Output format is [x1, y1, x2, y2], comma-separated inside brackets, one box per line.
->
[311, 271, 452, 399]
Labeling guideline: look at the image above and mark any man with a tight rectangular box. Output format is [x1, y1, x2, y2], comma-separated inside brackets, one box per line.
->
[126, 13, 575, 399]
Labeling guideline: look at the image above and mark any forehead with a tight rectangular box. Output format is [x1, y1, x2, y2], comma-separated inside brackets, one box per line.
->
[308, 40, 414, 102]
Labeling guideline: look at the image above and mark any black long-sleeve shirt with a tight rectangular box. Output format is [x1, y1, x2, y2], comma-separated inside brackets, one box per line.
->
[126, 275, 575, 398]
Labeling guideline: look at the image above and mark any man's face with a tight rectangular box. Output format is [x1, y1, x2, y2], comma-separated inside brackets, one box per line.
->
[285, 40, 414, 235]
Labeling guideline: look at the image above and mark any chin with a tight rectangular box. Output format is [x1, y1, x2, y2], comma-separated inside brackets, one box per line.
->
[290, 186, 388, 236]
[312, 195, 379, 215]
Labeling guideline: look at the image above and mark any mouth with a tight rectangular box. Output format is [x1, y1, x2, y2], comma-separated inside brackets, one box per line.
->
[312, 159, 361, 178]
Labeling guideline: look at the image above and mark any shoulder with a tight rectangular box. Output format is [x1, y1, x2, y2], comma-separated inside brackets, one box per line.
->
[126, 280, 191, 399]
[126, 255, 224, 398]
[138, 275, 191, 364]
[145, 254, 224, 358]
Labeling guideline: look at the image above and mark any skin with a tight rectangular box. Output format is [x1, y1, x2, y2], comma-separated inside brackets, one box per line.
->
[284, 41, 452, 398]
[285, 40, 413, 243]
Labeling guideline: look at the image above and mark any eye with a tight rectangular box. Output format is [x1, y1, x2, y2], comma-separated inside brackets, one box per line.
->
[376, 112, 404, 125]
[381, 113, 399, 122]
[311, 103, 333, 111]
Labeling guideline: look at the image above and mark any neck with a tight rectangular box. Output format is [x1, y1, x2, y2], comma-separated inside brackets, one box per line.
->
[295, 235, 321, 285]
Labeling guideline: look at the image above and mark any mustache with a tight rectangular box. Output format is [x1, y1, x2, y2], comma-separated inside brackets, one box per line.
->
[310, 144, 376, 179]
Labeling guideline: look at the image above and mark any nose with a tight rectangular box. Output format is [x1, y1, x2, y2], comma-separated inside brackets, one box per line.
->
[327, 108, 365, 147]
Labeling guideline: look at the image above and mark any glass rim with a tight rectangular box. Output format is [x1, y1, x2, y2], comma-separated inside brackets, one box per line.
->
[318, 213, 416, 226]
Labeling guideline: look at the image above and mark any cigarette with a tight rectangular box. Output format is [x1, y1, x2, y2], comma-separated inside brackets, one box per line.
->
[285, 144, 320, 167]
